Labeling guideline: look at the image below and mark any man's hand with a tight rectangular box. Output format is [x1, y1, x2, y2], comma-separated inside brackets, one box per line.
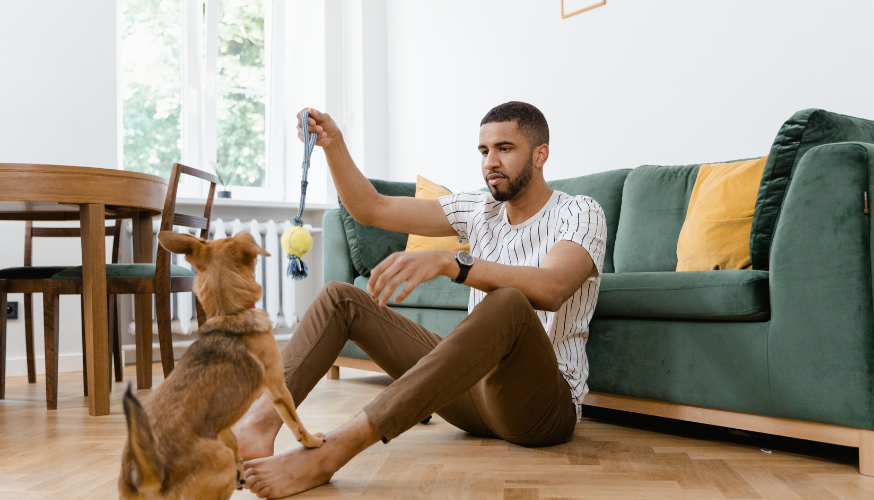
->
[368, 250, 456, 307]
[297, 108, 340, 148]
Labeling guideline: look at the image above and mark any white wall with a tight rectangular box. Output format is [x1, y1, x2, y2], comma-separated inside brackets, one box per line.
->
[384, 0, 874, 191]
[0, 0, 118, 376]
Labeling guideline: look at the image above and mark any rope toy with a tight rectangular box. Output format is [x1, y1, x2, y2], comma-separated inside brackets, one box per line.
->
[282, 109, 317, 280]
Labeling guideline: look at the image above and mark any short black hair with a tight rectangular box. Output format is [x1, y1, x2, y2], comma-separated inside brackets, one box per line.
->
[480, 101, 549, 149]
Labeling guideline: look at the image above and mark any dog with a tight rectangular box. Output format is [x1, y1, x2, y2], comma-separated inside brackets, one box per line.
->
[119, 231, 324, 500]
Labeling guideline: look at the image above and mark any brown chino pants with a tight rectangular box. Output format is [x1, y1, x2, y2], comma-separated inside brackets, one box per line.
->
[280, 281, 577, 446]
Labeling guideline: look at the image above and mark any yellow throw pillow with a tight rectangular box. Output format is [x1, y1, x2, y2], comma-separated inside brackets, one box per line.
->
[404, 175, 470, 253]
[676, 156, 768, 271]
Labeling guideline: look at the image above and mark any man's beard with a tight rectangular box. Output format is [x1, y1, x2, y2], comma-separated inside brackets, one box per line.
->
[489, 154, 534, 202]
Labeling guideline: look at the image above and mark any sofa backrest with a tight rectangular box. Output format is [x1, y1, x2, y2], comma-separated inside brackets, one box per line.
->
[612, 164, 701, 273]
[613, 109, 874, 273]
[338, 170, 631, 276]
[750, 109, 874, 270]
[547, 169, 630, 273]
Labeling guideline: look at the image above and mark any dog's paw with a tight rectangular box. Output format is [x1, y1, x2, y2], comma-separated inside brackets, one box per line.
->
[236, 470, 244, 490]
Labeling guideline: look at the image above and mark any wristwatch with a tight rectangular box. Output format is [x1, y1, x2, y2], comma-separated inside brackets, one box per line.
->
[453, 251, 474, 284]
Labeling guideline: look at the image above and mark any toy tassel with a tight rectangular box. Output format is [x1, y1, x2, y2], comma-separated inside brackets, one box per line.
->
[282, 110, 317, 280]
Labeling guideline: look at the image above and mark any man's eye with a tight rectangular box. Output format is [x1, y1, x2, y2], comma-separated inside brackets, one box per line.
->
[480, 150, 488, 156]
[501, 148, 510, 152]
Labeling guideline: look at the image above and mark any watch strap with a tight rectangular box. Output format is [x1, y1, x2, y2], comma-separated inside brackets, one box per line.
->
[454, 253, 472, 284]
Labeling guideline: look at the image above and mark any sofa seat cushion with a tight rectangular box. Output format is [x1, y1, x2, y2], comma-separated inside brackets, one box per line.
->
[353, 275, 469, 310]
[595, 270, 769, 321]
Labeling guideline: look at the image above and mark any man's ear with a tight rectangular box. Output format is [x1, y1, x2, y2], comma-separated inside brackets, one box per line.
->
[233, 231, 271, 259]
[534, 144, 549, 168]
[158, 231, 203, 256]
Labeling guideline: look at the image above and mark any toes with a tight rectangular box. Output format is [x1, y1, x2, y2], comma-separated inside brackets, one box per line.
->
[258, 487, 272, 499]
[245, 474, 260, 489]
[250, 479, 264, 494]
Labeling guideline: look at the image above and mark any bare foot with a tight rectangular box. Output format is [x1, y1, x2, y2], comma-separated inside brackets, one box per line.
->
[243, 443, 337, 498]
[244, 412, 382, 499]
[233, 395, 284, 461]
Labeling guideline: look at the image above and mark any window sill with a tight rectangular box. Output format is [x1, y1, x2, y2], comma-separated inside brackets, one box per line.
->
[176, 198, 339, 210]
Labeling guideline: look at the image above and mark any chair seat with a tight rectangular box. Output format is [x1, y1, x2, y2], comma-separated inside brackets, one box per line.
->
[0, 266, 72, 280]
[52, 264, 196, 280]
[594, 270, 770, 321]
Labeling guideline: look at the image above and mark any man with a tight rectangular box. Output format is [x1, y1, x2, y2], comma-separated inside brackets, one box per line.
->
[235, 101, 606, 499]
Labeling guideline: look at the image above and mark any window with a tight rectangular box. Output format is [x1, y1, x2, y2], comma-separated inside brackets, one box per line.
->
[120, 0, 183, 178]
[120, 0, 284, 199]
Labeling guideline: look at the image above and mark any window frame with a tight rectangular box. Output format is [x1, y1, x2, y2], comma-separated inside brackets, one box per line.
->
[119, 0, 286, 201]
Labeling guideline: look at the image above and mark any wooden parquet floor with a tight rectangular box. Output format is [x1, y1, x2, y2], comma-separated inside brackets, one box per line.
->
[2, 364, 873, 499]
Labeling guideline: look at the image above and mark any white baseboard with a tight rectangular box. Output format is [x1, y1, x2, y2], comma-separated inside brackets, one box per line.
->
[6, 353, 84, 377]
[118, 330, 294, 364]
[5, 331, 293, 378]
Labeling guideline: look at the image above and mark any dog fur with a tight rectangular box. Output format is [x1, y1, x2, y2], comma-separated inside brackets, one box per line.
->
[119, 231, 324, 500]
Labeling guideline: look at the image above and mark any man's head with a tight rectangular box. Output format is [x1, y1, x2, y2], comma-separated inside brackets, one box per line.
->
[479, 102, 550, 202]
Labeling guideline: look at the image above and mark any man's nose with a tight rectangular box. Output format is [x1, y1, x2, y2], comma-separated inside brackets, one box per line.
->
[484, 150, 501, 168]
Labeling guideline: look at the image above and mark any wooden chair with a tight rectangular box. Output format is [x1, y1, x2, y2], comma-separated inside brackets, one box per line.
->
[0, 222, 123, 406]
[45, 163, 217, 406]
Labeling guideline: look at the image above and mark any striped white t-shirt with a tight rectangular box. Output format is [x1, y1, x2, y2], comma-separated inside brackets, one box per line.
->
[439, 189, 607, 421]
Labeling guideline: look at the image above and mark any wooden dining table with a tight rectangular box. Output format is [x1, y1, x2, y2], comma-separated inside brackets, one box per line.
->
[0, 163, 168, 416]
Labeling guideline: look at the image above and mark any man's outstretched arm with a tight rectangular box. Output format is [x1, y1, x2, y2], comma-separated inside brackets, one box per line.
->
[299, 108, 455, 238]
[368, 241, 595, 312]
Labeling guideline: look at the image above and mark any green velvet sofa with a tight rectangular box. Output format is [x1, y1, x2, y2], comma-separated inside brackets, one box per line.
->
[322, 109, 874, 473]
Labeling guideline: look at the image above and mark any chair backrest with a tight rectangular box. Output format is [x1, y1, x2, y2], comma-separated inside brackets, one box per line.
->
[158, 163, 219, 238]
[154, 163, 217, 326]
[24, 221, 122, 266]
[155, 163, 218, 271]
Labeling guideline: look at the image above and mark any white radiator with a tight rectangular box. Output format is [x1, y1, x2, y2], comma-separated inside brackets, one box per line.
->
[125, 218, 319, 336]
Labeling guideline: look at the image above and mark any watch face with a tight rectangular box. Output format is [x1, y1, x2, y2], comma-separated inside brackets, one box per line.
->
[457, 251, 474, 266]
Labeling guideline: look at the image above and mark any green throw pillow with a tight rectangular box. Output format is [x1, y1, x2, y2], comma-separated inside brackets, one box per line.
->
[750, 109, 874, 270]
[338, 179, 414, 276]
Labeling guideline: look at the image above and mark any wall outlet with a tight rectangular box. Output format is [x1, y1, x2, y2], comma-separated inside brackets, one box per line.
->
[6, 301, 18, 320]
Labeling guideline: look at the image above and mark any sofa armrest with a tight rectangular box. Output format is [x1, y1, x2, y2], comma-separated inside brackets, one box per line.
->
[768, 141, 874, 430]
[322, 209, 355, 285]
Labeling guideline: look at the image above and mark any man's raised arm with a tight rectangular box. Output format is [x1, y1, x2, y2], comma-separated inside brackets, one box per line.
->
[299, 108, 455, 238]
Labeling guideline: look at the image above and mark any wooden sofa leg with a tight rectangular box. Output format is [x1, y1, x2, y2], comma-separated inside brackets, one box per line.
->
[861, 430, 874, 476]
[327, 365, 340, 380]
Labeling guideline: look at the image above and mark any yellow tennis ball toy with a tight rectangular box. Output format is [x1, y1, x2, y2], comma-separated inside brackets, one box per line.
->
[282, 225, 312, 280]
[282, 225, 313, 258]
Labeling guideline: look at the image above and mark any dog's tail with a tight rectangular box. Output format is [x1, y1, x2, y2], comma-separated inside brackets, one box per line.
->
[122, 385, 164, 494]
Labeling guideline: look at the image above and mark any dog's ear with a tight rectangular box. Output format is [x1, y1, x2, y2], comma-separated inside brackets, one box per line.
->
[123, 386, 164, 493]
[158, 231, 203, 256]
[233, 231, 271, 259]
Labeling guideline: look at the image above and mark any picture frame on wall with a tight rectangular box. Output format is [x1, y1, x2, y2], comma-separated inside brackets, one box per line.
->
[561, 0, 606, 19]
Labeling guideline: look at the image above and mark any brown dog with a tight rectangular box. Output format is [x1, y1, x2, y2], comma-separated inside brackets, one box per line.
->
[119, 231, 324, 500]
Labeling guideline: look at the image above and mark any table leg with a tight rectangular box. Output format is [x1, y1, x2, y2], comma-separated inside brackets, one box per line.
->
[80, 203, 110, 416]
[132, 212, 154, 389]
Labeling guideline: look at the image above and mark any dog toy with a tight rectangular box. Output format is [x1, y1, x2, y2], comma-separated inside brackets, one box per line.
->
[282, 109, 318, 280]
